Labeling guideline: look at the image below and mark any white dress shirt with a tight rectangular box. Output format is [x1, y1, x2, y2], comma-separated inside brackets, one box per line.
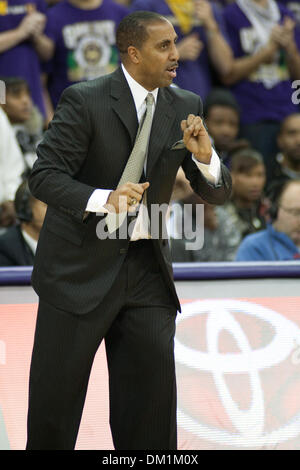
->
[21, 228, 38, 254]
[85, 64, 221, 239]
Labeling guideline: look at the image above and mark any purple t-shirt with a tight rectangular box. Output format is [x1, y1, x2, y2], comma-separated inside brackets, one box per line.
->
[223, 2, 300, 124]
[44, 0, 128, 107]
[0, 0, 47, 115]
[130, 0, 229, 99]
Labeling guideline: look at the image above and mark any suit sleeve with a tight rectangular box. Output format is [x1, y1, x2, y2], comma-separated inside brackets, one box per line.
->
[29, 86, 96, 223]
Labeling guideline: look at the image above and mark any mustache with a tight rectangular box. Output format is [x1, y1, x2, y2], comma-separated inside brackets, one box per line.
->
[167, 62, 179, 69]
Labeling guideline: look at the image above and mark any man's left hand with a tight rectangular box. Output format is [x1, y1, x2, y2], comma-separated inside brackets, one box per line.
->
[181, 114, 212, 164]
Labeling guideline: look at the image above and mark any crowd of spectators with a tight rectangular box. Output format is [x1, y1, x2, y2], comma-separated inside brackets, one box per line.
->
[0, 0, 300, 265]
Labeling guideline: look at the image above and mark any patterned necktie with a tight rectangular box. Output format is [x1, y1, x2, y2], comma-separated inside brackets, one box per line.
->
[106, 93, 154, 234]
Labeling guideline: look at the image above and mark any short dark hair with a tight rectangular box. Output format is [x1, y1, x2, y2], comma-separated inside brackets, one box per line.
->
[0, 76, 30, 95]
[203, 88, 240, 119]
[230, 148, 265, 173]
[116, 11, 167, 54]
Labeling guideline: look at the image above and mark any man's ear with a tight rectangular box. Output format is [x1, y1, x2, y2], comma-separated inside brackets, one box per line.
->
[127, 46, 141, 64]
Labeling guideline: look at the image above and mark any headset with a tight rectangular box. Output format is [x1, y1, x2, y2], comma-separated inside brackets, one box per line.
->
[14, 180, 33, 223]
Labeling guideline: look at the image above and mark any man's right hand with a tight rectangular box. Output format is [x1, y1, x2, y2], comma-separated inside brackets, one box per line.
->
[105, 182, 150, 214]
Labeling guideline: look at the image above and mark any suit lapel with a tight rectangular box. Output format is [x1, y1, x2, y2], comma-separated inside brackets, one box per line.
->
[110, 68, 138, 145]
[110, 69, 177, 175]
[146, 87, 176, 178]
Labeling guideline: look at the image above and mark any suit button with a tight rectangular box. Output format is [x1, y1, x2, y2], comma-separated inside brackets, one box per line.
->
[120, 248, 127, 254]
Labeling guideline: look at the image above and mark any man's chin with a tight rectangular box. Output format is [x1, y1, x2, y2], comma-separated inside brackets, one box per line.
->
[159, 76, 174, 88]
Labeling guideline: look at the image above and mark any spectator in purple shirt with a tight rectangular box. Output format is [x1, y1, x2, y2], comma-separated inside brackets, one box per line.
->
[42, 0, 129, 113]
[222, 0, 300, 180]
[130, 0, 233, 99]
[0, 0, 53, 116]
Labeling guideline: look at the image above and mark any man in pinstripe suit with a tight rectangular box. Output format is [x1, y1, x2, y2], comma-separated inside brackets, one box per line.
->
[26, 11, 232, 450]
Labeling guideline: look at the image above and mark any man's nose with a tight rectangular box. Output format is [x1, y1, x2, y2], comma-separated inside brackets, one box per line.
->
[170, 43, 179, 62]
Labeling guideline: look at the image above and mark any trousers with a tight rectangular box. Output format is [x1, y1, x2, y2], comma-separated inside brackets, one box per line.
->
[26, 239, 178, 450]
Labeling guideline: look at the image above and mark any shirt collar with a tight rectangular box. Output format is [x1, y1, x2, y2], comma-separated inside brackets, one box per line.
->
[21, 228, 37, 254]
[121, 63, 158, 114]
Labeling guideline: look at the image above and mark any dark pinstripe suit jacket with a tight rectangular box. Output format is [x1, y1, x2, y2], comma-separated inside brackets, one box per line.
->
[29, 67, 232, 314]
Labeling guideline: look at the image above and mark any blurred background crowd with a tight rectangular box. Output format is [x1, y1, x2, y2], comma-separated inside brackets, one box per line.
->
[0, 0, 300, 266]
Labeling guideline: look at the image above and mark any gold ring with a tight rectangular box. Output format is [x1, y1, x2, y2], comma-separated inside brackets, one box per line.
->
[129, 197, 137, 206]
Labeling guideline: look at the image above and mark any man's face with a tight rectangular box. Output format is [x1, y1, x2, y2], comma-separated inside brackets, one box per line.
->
[206, 106, 239, 152]
[134, 20, 179, 90]
[3, 85, 32, 124]
[232, 163, 266, 202]
[277, 115, 300, 164]
[275, 184, 300, 246]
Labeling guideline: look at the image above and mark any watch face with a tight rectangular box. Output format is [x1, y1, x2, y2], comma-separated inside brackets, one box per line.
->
[252, 217, 262, 229]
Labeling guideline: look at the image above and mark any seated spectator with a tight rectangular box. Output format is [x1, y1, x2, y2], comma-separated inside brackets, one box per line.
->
[130, 0, 233, 99]
[170, 196, 241, 262]
[266, 112, 300, 200]
[236, 179, 300, 261]
[203, 87, 250, 167]
[222, 0, 300, 180]
[0, 106, 25, 232]
[1, 76, 43, 177]
[42, 0, 129, 111]
[0, 0, 53, 117]
[168, 168, 240, 261]
[223, 148, 268, 240]
[0, 181, 47, 266]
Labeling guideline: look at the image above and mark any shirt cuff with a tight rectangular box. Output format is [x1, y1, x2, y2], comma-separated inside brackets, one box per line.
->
[85, 189, 112, 214]
[192, 148, 221, 185]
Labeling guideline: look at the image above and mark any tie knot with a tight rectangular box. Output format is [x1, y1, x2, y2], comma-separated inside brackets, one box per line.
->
[146, 93, 154, 106]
